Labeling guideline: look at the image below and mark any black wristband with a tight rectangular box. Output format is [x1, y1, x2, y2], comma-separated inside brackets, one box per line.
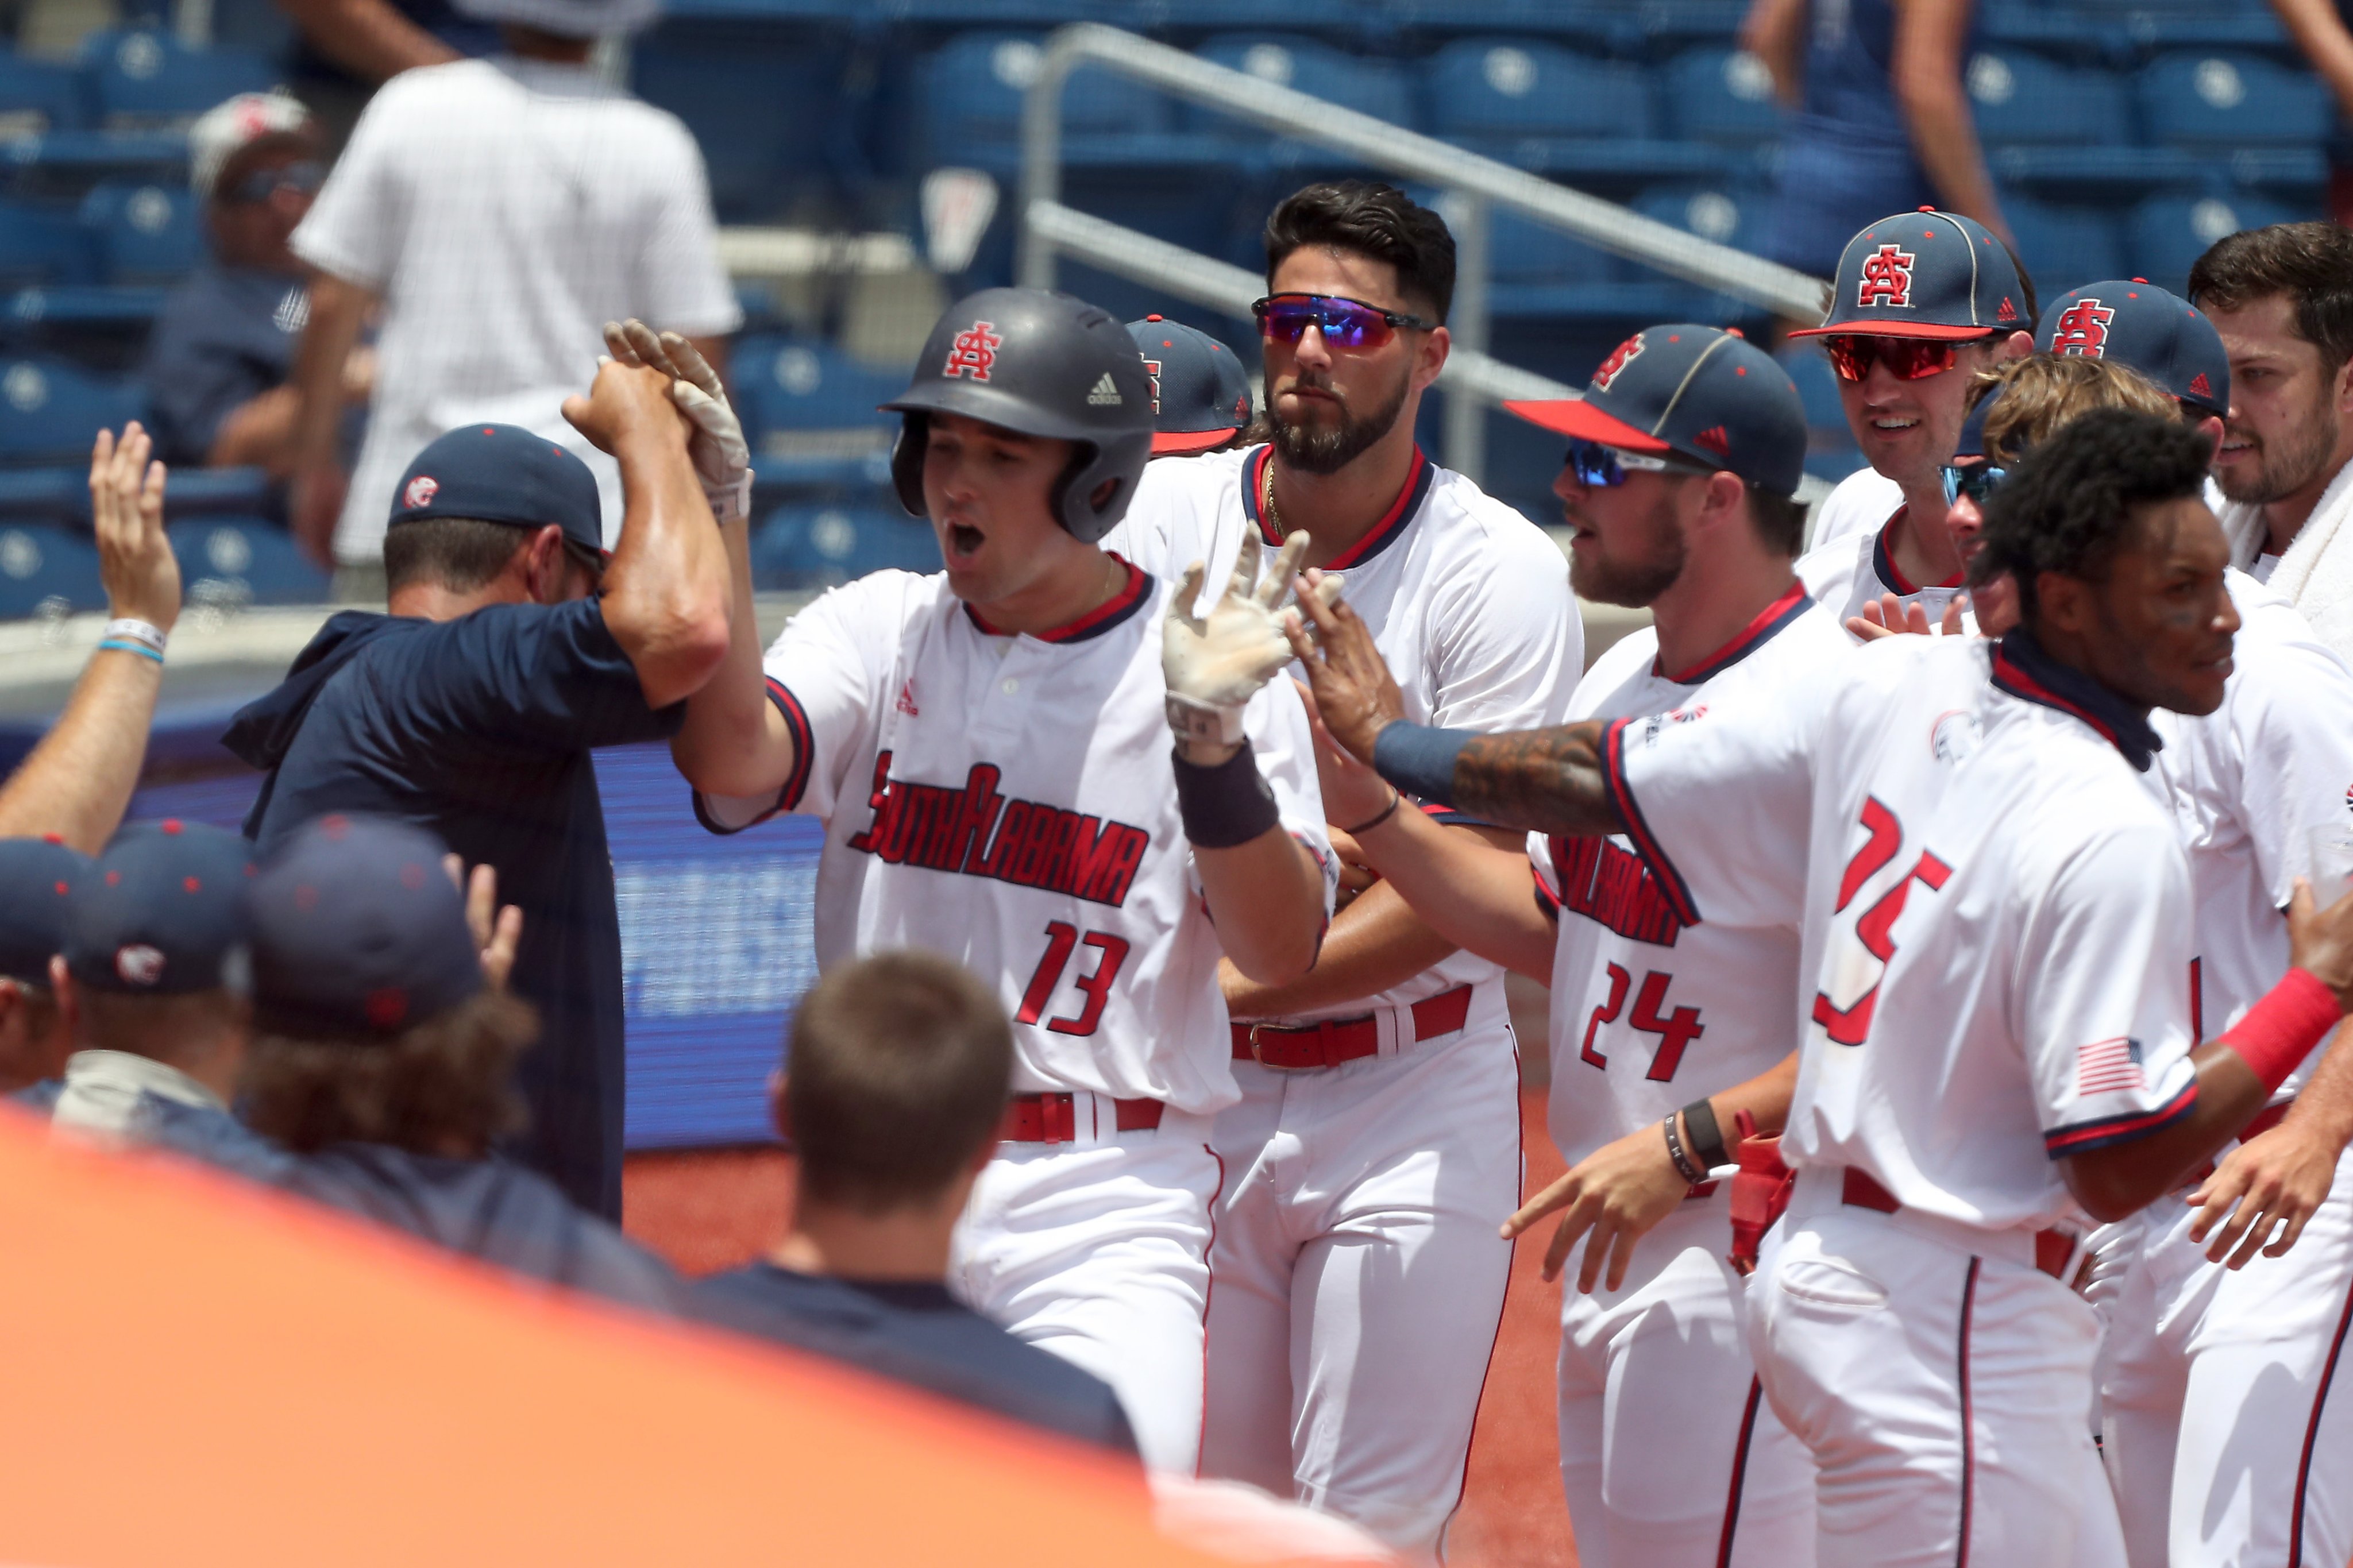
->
[1173, 740, 1280, 849]
[1662, 1111, 1707, 1185]
[1680, 1097, 1729, 1171]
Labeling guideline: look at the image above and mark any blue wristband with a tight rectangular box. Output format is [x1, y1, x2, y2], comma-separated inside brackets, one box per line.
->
[96, 638, 163, 663]
[1371, 722, 1471, 808]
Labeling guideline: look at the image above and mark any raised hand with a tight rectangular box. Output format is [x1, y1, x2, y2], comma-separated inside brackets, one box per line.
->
[90, 422, 178, 632]
[1163, 529, 1314, 744]
[561, 358, 693, 457]
[1284, 565, 1406, 766]
[601, 319, 753, 522]
[443, 852, 524, 992]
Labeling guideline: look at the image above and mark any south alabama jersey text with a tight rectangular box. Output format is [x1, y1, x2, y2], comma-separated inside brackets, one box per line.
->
[846, 752, 1152, 907]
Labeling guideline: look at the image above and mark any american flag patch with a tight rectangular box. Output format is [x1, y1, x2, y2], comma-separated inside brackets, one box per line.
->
[2077, 1036, 2146, 1096]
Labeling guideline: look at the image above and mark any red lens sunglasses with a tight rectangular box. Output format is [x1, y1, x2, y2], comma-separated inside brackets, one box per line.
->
[1252, 293, 1428, 350]
[1822, 334, 1994, 383]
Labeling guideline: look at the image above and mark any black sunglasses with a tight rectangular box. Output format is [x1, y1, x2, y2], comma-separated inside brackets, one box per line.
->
[221, 159, 324, 205]
[1941, 463, 2008, 507]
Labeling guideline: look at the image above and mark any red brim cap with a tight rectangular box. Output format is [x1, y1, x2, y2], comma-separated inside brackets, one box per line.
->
[1150, 427, 1240, 455]
[1785, 320, 2002, 342]
[1500, 398, 1672, 453]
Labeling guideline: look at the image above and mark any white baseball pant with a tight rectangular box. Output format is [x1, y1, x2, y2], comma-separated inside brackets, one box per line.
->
[1200, 1011, 1520, 1562]
[2094, 1148, 2353, 1568]
[951, 1101, 1223, 1474]
[1750, 1176, 2129, 1568]
[1557, 1190, 1815, 1567]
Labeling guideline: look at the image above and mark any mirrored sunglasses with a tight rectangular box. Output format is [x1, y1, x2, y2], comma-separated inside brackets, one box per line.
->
[1565, 438, 1709, 488]
[1252, 293, 1428, 351]
[1941, 462, 2008, 507]
[1822, 334, 1980, 383]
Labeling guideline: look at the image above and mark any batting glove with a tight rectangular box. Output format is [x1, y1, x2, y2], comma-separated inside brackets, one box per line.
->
[603, 319, 754, 524]
[1162, 529, 1327, 744]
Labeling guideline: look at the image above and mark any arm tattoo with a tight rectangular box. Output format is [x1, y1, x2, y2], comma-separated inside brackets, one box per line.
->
[1448, 721, 1627, 839]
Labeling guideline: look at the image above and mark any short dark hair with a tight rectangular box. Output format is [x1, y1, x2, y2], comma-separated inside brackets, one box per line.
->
[1749, 483, 1808, 558]
[383, 517, 530, 596]
[2188, 221, 2353, 373]
[1970, 407, 2215, 621]
[1264, 181, 1456, 326]
[238, 990, 536, 1157]
[782, 951, 1013, 1214]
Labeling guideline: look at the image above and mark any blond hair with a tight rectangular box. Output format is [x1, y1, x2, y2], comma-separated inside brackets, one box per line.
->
[1968, 355, 2180, 466]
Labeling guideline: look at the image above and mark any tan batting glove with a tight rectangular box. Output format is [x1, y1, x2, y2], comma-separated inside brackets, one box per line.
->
[602, 319, 754, 523]
[1161, 529, 1318, 744]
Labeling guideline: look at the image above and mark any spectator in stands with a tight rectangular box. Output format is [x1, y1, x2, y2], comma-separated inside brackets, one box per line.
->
[1743, 0, 2011, 277]
[0, 839, 90, 1101]
[2191, 222, 2353, 661]
[224, 375, 731, 1221]
[686, 951, 1140, 1458]
[238, 813, 674, 1304]
[1128, 316, 1257, 458]
[141, 93, 373, 480]
[0, 427, 180, 856]
[284, 0, 740, 593]
[2268, 1, 2353, 228]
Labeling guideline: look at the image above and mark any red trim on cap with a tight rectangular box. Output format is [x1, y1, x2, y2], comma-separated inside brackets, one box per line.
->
[963, 555, 1150, 644]
[1502, 397, 1673, 453]
[1786, 321, 2005, 342]
[1151, 427, 1240, 455]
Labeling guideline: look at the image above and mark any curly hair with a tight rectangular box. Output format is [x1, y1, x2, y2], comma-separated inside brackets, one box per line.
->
[1970, 354, 2179, 466]
[1265, 181, 1457, 325]
[238, 990, 538, 1157]
[1969, 407, 2216, 620]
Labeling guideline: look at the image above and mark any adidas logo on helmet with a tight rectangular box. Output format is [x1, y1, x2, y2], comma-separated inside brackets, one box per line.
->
[1086, 373, 1123, 407]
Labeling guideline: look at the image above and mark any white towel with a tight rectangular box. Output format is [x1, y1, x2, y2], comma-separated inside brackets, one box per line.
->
[2215, 458, 2353, 665]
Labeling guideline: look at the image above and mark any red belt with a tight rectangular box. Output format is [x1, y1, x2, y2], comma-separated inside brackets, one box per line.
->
[998, 1092, 1163, 1144]
[1839, 1168, 2082, 1283]
[1232, 985, 1473, 1070]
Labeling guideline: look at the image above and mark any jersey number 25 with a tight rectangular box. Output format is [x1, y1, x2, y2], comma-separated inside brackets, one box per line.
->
[1811, 797, 1950, 1047]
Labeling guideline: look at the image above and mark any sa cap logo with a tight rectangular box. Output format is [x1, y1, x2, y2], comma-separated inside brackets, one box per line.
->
[114, 943, 165, 987]
[402, 475, 438, 509]
[943, 320, 1003, 382]
[1142, 358, 1162, 414]
[1591, 333, 1645, 393]
[2050, 299, 2115, 357]
[1857, 245, 1916, 309]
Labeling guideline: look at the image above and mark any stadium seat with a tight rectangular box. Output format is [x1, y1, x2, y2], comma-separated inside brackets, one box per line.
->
[630, 21, 852, 222]
[0, 354, 146, 467]
[167, 517, 328, 607]
[0, 53, 90, 136]
[0, 201, 95, 288]
[1190, 36, 1415, 136]
[1965, 51, 2130, 147]
[0, 523, 102, 617]
[1488, 204, 1620, 287]
[749, 504, 938, 590]
[920, 32, 1172, 159]
[2003, 198, 2124, 297]
[1424, 39, 1655, 144]
[732, 335, 906, 489]
[2139, 52, 2331, 148]
[2126, 191, 2302, 293]
[1631, 183, 1762, 254]
[1658, 47, 1782, 144]
[82, 30, 280, 128]
[79, 181, 201, 284]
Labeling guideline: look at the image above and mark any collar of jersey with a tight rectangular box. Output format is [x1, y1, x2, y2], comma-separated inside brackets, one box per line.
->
[1242, 444, 1436, 570]
[1872, 508, 1965, 596]
[1655, 581, 1812, 685]
[1989, 628, 2161, 771]
[963, 554, 1152, 643]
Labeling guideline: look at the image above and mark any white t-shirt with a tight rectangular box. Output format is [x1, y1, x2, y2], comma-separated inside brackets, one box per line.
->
[696, 562, 1336, 1117]
[294, 57, 741, 564]
[1611, 633, 2198, 1233]
[1804, 466, 1903, 553]
[1105, 443, 1580, 1021]
[1796, 508, 1966, 639]
[2147, 569, 2353, 1097]
[1532, 588, 1852, 1165]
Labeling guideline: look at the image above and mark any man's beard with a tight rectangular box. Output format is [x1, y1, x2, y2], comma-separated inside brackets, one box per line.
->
[2216, 396, 2343, 506]
[1268, 370, 1411, 476]
[1567, 492, 1687, 608]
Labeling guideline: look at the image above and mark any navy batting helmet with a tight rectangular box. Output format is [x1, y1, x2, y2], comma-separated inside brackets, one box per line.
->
[881, 288, 1155, 544]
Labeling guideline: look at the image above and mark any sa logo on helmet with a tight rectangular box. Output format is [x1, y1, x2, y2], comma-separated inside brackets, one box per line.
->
[2050, 299, 2115, 357]
[943, 321, 1003, 383]
[403, 474, 439, 509]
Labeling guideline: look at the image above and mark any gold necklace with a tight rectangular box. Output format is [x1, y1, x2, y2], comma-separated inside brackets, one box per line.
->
[1263, 457, 1281, 536]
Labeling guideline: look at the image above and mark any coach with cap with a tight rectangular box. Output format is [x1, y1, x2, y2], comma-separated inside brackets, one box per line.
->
[223, 364, 730, 1218]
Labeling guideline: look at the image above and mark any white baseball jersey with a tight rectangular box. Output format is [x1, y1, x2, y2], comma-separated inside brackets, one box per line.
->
[1804, 466, 1904, 553]
[1612, 631, 2199, 1233]
[294, 57, 740, 563]
[1108, 443, 1581, 1021]
[1533, 587, 1853, 1165]
[696, 561, 1335, 1115]
[1795, 506, 1965, 639]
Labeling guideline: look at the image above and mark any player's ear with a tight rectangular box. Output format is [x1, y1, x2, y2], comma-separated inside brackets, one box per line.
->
[1997, 330, 2032, 362]
[48, 955, 76, 1041]
[2034, 567, 2092, 638]
[1414, 323, 1450, 390]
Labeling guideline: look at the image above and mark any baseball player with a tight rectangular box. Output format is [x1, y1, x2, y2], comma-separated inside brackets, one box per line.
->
[664, 288, 1336, 1473]
[2038, 278, 2232, 428]
[1128, 315, 1256, 456]
[1293, 325, 1835, 1565]
[1789, 208, 2030, 626]
[1102, 181, 1578, 1555]
[1291, 407, 2353, 1566]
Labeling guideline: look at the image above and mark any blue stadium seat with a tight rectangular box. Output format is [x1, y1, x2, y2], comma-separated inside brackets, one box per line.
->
[168, 517, 328, 607]
[631, 21, 852, 222]
[1191, 36, 1414, 135]
[921, 32, 1172, 159]
[1631, 183, 1762, 254]
[0, 354, 146, 466]
[0, 201, 95, 288]
[750, 504, 938, 590]
[1965, 50, 2129, 146]
[1658, 47, 1781, 144]
[0, 523, 102, 617]
[1424, 39, 1654, 143]
[0, 54, 90, 134]
[1488, 205, 1619, 287]
[2139, 53, 2331, 148]
[732, 335, 906, 488]
[2004, 199, 2124, 297]
[83, 30, 279, 128]
[2126, 191, 2302, 293]
[79, 181, 201, 284]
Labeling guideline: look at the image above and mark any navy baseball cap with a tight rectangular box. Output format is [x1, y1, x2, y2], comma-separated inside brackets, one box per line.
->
[1127, 315, 1254, 454]
[388, 424, 605, 558]
[2038, 279, 2229, 416]
[64, 821, 254, 995]
[1503, 325, 1808, 496]
[0, 837, 88, 986]
[245, 814, 483, 1042]
[1789, 208, 2027, 342]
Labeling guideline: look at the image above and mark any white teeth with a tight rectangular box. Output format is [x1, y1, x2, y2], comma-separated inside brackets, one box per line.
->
[1871, 418, 1919, 430]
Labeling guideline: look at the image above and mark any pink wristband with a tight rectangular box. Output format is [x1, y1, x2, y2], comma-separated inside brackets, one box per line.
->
[2221, 968, 2345, 1093]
